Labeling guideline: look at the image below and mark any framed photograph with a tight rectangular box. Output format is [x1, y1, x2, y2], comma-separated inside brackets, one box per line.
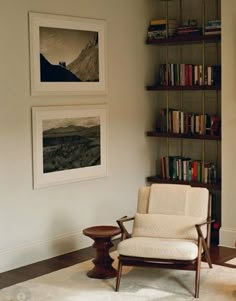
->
[29, 12, 107, 95]
[32, 105, 108, 189]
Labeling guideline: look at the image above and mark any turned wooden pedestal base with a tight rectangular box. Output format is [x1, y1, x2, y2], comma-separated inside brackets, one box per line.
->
[83, 225, 121, 279]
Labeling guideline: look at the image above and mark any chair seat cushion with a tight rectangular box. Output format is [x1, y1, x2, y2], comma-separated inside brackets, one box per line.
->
[118, 237, 198, 261]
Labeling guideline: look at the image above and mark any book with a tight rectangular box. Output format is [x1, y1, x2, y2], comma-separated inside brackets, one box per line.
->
[212, 65, 221, 85]
[177, 25, 202, 35]
[182, 158, 192, 181]
[210, 115, 221, 136]
[205, 114, 211, 135]
[149, 24, 178, 31]
[204, 30, 221, 35]
[207, 65, 212, 85]
[199, 65, 203, 86]
[177, 28, 202, 35]
[147, 28, 177, 39]
[205, 26, 221, 30]
[161, 157, 166, 178]
[164, 156, 170, 179]
[172, 110, 180, 133]
[206, 19, 221, 27]
[150, 19, 177, 26]
[191, 160, 199, 182]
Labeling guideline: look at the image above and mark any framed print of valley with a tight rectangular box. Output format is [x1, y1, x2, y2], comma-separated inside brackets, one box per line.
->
[32, 105, 108, 189]
[29, 12, 107, 95]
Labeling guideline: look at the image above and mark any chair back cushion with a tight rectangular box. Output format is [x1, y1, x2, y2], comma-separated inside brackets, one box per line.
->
[134, 184, 209, 240]
[148, 184, 190, 215]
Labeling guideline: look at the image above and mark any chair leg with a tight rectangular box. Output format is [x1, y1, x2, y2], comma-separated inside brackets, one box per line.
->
[195, 260, 200, 298]
[195, 239, 202, 298]
[115, 259, 123, 292]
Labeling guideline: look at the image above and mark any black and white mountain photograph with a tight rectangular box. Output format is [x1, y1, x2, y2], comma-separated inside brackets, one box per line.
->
[39, 26, 99, 82]
[42, 116, 101, 173]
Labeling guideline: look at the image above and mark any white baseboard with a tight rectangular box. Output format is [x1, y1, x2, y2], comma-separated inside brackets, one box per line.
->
[219, 227, 236, 248]
[0, 231, 91, 273]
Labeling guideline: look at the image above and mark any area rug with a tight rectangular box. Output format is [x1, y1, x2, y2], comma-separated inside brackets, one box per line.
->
[0, 253, 236, 301]
[225, 258, 236, 266]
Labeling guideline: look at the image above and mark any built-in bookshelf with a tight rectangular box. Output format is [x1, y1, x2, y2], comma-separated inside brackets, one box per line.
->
[146, 0, 221, 243]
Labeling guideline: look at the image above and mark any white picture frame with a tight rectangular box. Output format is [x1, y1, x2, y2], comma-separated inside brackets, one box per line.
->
[32, 105, 108, 189]
[29, 12, 107, 95]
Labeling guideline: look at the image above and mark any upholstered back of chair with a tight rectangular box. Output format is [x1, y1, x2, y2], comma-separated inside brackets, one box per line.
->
[133, 184, 209, 241]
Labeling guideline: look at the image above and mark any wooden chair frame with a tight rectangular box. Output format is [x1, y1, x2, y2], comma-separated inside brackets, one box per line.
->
[115, 196, 214, 299]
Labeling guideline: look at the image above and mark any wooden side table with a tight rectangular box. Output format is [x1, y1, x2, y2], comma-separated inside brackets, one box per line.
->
[83, 225, 121, 279]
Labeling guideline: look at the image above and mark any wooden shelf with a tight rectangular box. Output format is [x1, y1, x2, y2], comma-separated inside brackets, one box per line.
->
[146, 85, 221, 91]
[146, 176, 221, 192]
[146, 131, 221, 141]
[146, 33, 221, 45]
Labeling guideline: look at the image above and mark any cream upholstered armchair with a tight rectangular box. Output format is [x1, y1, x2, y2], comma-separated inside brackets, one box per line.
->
[115, 184, 213, 299]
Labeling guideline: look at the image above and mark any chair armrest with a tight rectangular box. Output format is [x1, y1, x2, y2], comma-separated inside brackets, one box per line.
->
[195, 219, 215, 250]
[195, 218, 215, 238]
[116, 216, 134, 240]
[195, 219, 215, 267]
[195, 219, 215, 228]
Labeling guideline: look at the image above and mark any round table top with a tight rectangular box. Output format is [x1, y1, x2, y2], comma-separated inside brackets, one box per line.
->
[83, 225, 121, 239]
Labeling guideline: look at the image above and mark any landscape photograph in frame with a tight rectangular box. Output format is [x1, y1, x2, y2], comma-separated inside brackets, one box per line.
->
[29, 12, 107, 95]
[32, 105, 107, 188]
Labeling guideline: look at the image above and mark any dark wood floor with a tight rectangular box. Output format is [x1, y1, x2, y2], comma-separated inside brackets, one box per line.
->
[0, 241, 235, 290]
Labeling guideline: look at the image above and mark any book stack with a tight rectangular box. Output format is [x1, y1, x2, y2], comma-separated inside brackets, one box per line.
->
[177, 19, 202, 36]
[204, 19, 221, 35]
[147, 19, 178, 40]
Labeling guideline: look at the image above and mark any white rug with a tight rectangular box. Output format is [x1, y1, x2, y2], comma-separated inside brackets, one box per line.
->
[225, 258, 236, 266]
[1, 253, 236, 301]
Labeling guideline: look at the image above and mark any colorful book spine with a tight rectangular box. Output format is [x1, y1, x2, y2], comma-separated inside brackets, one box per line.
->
[160, 156, 216, 184]
[157, 109, 221, 136]
[158, 63, 213, 87]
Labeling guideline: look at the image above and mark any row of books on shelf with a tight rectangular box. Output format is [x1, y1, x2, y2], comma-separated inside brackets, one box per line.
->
[175, 19, 202, 36]
[177, 19, 221, 36]
[156, 109, 221, 136]
[159, 63, 221, 87]
[160, 156, 217, 184]
[147, 19, 221, 39]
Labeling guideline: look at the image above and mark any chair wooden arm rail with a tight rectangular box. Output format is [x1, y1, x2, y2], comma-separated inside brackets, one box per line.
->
[195, 218, 215, 241]
[116, 216, 134, 240]
[195, 219, 215, 228]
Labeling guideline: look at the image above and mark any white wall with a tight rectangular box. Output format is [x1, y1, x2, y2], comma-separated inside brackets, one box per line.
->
[0, 0, 158, 272]
[220, 1, 236, 247]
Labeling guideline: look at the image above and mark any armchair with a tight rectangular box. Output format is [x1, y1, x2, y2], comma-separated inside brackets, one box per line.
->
[115, 184, 213, 298]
